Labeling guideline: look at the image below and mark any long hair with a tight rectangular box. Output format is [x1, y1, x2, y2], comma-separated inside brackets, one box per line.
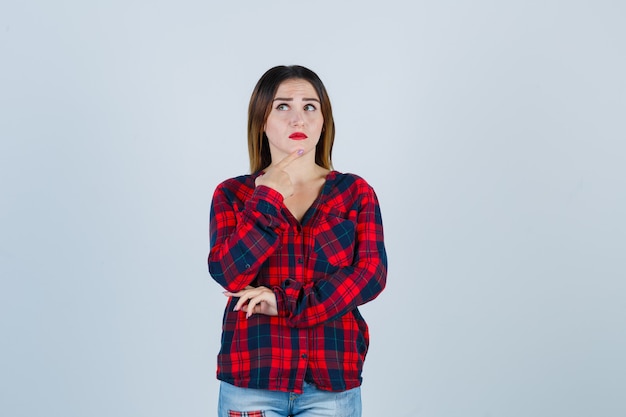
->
[247, 65, 335, 173]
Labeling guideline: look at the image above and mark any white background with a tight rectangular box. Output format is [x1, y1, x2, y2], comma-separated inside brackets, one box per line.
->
[1, 1, 625, 416]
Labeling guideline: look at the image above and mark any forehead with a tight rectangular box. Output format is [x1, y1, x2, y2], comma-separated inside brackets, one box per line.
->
[274, 79, 319, 99]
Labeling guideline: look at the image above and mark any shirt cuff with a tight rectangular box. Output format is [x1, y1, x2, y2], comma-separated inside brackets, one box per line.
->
[248, 185, 285, 217]
[274, 278, 304, 317]
[272, 286, 290, 318]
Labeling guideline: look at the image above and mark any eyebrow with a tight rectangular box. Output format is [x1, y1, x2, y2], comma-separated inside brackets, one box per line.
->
[273, 97, 320, 102]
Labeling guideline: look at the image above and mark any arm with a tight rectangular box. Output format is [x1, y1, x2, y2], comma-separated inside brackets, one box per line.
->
[208, 181, 289, 292]
[274, 183, 387, 328]
[209, 151, 305, 293]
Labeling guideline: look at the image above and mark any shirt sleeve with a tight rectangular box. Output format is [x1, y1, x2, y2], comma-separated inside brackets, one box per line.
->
[273, 182, 387, 328]
[208, 182, 289, 292]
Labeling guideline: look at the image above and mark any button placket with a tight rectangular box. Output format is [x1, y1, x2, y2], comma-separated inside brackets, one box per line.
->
[293, 225, 304, 279]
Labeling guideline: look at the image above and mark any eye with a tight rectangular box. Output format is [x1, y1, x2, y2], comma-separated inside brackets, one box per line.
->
[304, 104, 317, 111]
[275, 103, 289, 111]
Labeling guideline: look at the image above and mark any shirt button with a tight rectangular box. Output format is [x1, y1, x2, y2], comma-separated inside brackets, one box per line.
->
[297, 258, 303, 264]
[301, 354, 308, 359]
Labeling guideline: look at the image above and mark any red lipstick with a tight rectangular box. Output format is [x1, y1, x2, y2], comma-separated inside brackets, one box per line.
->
[289, 132, 308, 140]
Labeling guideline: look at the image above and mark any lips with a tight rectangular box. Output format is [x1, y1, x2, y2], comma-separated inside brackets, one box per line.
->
[289, 132, 308, 140]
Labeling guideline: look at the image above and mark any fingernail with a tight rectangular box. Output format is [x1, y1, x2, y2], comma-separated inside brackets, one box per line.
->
[297, 149, 304, 156]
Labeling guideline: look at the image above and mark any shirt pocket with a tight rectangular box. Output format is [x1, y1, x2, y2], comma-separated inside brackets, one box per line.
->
[311, 210, 356, 270]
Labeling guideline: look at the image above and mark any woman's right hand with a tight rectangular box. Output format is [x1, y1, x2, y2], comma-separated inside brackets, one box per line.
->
[254, 149, 303, 199]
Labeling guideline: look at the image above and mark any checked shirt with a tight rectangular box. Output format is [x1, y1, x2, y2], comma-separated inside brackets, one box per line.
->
[208, 171, 387, 394]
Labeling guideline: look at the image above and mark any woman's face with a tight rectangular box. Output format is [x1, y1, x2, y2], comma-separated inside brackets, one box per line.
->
[264, 79, 324, 161]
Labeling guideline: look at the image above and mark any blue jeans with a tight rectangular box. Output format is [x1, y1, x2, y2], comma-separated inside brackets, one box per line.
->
[218, 381, 362, 417]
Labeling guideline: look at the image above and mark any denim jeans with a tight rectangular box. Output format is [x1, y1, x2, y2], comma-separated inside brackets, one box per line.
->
[218, 381, 362, 417]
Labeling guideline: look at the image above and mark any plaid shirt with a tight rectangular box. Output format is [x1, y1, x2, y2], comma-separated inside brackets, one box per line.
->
[208, 171, 387, 393]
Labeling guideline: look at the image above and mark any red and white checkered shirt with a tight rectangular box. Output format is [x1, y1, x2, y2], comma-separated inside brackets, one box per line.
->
[208, 171, 387, 393]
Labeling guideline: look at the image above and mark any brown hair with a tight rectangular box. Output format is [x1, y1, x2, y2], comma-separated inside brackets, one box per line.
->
[248, 65, 335, 173]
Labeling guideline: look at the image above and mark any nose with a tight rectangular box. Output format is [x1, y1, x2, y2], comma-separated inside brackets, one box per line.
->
[291, 110, 304, 126]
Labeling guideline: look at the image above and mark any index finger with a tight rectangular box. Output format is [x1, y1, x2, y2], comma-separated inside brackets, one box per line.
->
[274, 149, 304, 168]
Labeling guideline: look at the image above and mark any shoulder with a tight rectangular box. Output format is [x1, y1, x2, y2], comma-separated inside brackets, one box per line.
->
[212, 174, 256, 201]
[324, 171, 382, 214]
[216, 174, 254, 189]
[327, 171, 378, 195]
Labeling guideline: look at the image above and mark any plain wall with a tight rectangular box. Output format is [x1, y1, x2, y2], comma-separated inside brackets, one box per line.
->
[1, 1, 625, 416]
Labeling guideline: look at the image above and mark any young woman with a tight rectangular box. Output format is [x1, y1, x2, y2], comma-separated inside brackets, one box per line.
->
[208, 65, 387, 417]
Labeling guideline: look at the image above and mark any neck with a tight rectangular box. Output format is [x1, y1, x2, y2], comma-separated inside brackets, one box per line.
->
[271, 152, 327, 184]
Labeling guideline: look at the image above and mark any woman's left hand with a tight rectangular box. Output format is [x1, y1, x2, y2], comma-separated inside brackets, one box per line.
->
[224, 286, 278, 319]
